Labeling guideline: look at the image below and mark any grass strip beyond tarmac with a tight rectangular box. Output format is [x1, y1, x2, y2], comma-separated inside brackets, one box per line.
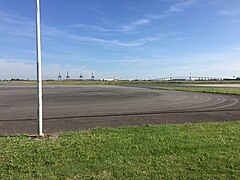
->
[0, 122, 240, 179]
[155, 87, 240, 95]
[2, 80, 240, 85]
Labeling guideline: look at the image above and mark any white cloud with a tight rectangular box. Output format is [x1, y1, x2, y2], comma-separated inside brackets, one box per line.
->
[155, 52, 240, 78]
[68, 34, 143, 47]
[170, 60, 240, 78]
[42, 64, 95, 80]
[0, 59, 36, 79]
[219, 9, 240, 17]
[46, 26, 164, 47]
[0, 59, 95, 80]
[0, 12, 33, 25]
[233, 47, 240, 51]
[91, 5, 108, 15]
[145, 13, 169, 20]
[168, 0, 199, 12]
[71, 17, 152, 33]
[168, 0, 224, 12]
[121, 18, 151, 31]
[70, 24, 110, 32]
[0, 11, 35, 38]
[112, 58, 148, 66]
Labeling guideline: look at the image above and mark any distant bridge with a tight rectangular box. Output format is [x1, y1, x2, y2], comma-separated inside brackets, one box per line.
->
[151, 76, 238, 81]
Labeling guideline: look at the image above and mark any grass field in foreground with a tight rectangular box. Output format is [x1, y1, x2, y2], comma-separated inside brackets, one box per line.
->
[0, 122, 240, 179]
[156, 87, 240, 95]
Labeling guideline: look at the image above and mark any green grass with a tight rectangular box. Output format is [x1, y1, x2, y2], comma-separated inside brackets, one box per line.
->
[156, 87, 240, 95]
[0, 122, 240, 179]
[2, 79, 240, 85]
[0, 80, 183, 85]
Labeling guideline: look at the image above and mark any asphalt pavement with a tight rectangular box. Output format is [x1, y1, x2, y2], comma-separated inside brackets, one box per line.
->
[0, 83, 239, 135]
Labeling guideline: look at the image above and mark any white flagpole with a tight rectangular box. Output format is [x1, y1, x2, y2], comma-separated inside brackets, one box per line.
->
[36, 0, 43, 136]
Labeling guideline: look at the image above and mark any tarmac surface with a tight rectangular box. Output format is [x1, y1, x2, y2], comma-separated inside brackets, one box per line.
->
[0, 83, 240, 135]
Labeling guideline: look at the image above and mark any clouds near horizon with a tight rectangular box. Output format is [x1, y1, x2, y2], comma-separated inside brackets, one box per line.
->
[0, 0, 240, 79]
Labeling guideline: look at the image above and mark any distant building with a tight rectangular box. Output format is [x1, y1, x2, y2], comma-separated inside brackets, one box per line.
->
[172, 78, 186, 81]
[91, 72, 95, 80]
[79, 73, 83, 80]
[66, 71, 70, 80]
[58, 72, 62, 80]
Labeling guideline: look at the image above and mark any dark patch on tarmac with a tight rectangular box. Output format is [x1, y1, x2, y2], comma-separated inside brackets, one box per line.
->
[0, 84, 240, 135]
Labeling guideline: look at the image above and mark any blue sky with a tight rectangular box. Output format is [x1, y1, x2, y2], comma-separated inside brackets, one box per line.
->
[0, 0, 240, 80]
